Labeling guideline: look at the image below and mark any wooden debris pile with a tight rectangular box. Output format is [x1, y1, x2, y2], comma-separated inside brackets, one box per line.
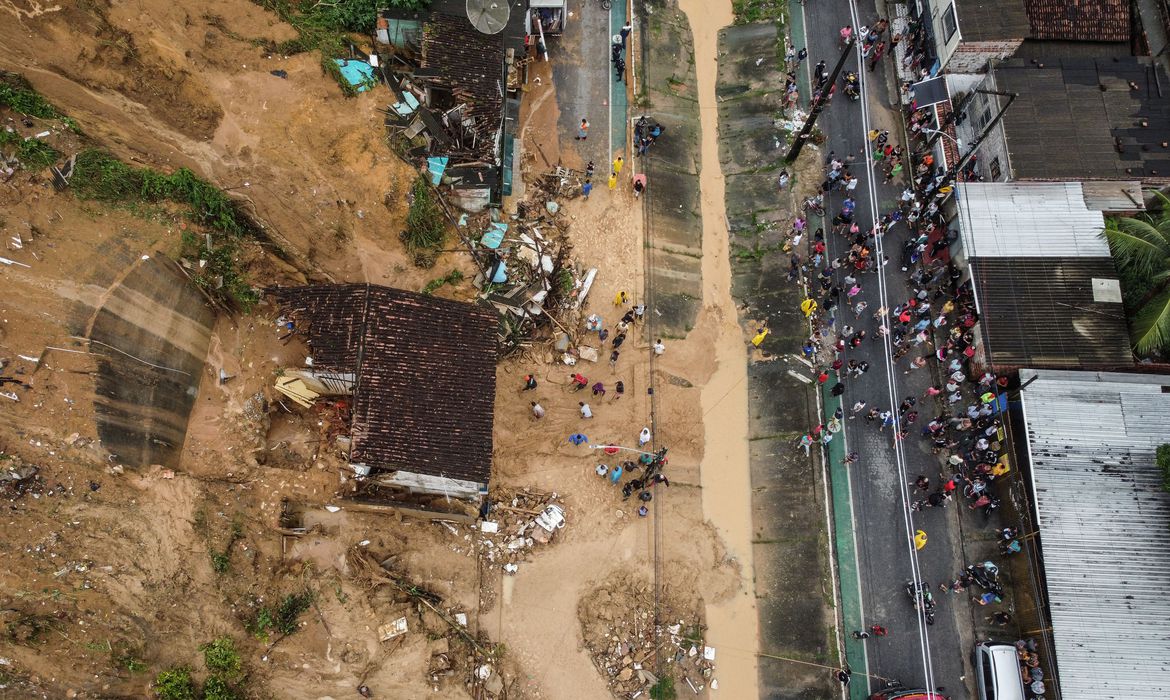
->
[578, 571, 716, 698]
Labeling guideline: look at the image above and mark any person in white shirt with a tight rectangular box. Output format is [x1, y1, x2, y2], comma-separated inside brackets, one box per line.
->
[652, 339, 665, 355]
[579, 402, 593, 419]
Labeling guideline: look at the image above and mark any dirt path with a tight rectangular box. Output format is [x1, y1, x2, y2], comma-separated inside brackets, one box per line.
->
[675, 1, 761, 697]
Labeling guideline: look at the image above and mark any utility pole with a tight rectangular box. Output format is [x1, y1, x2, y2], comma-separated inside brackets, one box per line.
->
[923, 87, 978, 152]
[785, 37, 854, 163]
[923, 90, 1016, 199]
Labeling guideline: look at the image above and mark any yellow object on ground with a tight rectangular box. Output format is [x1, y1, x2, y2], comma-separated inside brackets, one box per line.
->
[914, 529, 928, 550]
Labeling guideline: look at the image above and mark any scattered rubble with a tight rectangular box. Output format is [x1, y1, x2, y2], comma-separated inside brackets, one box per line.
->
[428, 488, 568, 573]
[348, 550, 515, 698]
[578, 570, 715, 699]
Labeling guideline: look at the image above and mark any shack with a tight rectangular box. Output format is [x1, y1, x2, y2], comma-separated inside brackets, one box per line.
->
[377, 0, 528, 210]
[269, 284, 498, 508]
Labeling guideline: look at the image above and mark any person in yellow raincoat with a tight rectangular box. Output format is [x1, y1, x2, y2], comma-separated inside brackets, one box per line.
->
[800, 298, 817, 317]
[914, 529, 928, 550]
[751, 327, 770, 347]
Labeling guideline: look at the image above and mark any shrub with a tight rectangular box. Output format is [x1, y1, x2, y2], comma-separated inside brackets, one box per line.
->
[1157, 443, 1170, 492]
[649, 675, 677, 700]
[404, 176, 446, 253]
[202, 675, 241, 700]
[200, 636, 242, 678]
[0, 72, 61, 118]
[250, 591, 314, 640]
[153, 667, 197, 700]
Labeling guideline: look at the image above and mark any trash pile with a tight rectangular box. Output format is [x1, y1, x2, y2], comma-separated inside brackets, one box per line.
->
[1, 455, 48, 501]
[348, 550, 512, 698]
[578, 570, 716, 698]
[466, 198, 594, 354]
[437, 488, 567, 573]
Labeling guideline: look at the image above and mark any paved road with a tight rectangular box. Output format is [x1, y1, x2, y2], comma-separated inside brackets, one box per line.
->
[795, 1, 975, 697]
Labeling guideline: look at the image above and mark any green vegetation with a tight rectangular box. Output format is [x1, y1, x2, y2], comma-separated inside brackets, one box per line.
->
[421, 268, 464, 295]
[208, 520, 245, 575]
[249, 591, 314, 641]
[201, 675, 242, 700]
[0, 129, 60, 170]
[1158, 444, 1170, 492]
[252, 1, 428, 94]
[649, 675, 677, 700]
[1102, 194, 1170, 356]
[154, 667, 198, 700]
[156, 637, 245, 699]
[732, 0, 787, 25]
[402, 176, 447, 267]
[200, 637, 243, 679]
[0, 72, 63, 119]
[69, 150, 259, 308]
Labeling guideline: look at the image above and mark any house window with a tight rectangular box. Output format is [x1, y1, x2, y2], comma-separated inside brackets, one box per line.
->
[989, 157, 1002, 180]
[942, 4, 958, 43]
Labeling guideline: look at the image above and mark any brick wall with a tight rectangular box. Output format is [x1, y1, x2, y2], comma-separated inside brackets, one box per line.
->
[946, 39, 1023, 73]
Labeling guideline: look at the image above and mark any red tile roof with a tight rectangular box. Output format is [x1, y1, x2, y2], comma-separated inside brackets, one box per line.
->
[1024, 0, 1130, 42]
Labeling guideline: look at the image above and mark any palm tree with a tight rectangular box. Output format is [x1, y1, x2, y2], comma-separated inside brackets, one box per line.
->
[1102, 193, 1170, 356]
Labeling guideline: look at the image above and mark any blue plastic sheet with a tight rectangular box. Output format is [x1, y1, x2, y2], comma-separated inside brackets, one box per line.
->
[426, 156, 449, 186]
[333, 59, 376, 92]
[391, 91, 420, 116]
[480, 222, 507, 249]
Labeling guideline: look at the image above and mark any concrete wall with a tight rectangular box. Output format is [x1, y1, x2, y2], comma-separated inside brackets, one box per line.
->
[952, 71, 1012, 182]
[928, 0, 962, 73]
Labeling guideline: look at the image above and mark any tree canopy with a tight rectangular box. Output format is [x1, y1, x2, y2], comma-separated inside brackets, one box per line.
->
[1102, 193, 1170, 357]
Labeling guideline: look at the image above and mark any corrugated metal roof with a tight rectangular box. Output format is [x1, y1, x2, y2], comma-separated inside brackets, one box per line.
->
[954, 182, 1109, 258]
[1078, 180, 1146, 213]
[1018, 369, 1170, 700]
[969, 257, 1131, 370]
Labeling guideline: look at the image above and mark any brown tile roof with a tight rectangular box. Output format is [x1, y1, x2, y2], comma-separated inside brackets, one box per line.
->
[421, 12, 504, 148]
[1024, 0, 1130, 42]
[270, 284, 498, 485]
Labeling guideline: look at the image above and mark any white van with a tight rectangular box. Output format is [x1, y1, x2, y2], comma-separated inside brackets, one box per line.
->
[974, 642, 1026, 700]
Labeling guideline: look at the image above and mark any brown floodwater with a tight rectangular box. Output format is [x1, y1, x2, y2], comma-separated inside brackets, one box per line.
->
[676, 0, 761, 696]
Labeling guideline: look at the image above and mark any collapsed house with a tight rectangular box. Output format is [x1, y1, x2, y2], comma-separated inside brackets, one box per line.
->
[269, 284, 497, 508]
[377, 0, 529, 211]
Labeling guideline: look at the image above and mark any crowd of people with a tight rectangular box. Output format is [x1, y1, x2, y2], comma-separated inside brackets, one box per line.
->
[779, 12, 1029, 687]
[526, 290, 670, 518]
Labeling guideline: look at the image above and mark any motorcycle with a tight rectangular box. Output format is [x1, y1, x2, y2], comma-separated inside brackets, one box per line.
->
[966, 561, 1002, 594]
[905, 580, 936, 625]
[843, 72, 860, 101]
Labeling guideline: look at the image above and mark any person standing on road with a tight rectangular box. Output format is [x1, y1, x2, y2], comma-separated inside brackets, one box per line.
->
[576, 118, 589, 140]
[608, 171, 618, 191]
[620, 20, 632, 47]
[582, 179, 593, 200]
[868, 41, 886, 71]
[613, 156, 624, 176]
[632, 173, 647, 198]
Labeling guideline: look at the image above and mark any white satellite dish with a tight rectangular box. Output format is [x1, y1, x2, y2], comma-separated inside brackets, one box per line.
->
[466, 0, 510, 35]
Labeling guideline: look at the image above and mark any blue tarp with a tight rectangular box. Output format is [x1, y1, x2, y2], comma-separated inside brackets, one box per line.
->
[480, 222, 507, 249]
[426, 157, 449, 186]
[334, 59, 376, 92]
[391, 91, 420, 116]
